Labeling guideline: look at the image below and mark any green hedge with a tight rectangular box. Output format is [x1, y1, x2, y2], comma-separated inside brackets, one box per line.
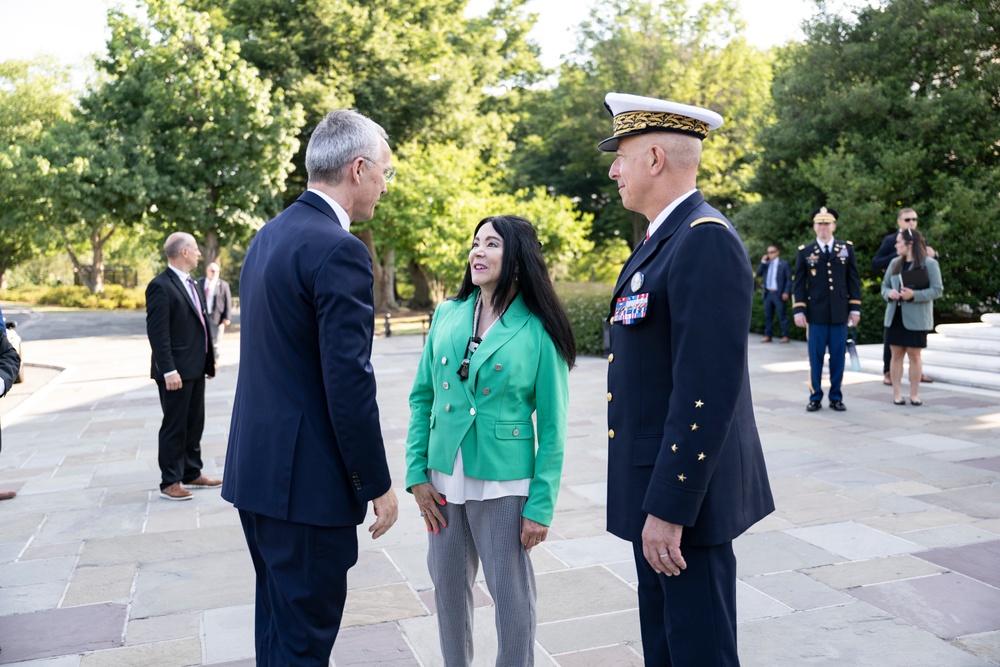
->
[556, 282, 612, 356]
[3, 284, 146, 310]
[750, 279, 895, 345]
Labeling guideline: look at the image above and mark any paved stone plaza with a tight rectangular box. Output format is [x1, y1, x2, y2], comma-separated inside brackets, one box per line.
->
[0, 308, 998, 666]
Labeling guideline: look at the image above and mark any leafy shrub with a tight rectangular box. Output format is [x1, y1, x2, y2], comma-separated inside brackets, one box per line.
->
[556, 282, 612, 356]
[2, 285, 145, 310]
[750, 278, 901, 345]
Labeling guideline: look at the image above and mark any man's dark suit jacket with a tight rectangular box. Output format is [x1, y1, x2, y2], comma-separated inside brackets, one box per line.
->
[145, 269, 215, 381]
[0, 333, 21, 453]
[606, 190, 774, 546]
[222, 191, 391, 528]
[198, 277, 232, 328]
[755, 257, 792, 295]
[871, 231, 899, 272]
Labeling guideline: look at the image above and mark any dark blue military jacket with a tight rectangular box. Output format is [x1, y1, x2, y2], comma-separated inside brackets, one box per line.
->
[606, 191, 775, 546]
[791, 240, 862, 325]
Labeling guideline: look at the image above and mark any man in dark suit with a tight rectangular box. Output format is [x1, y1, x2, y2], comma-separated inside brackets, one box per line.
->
[146, 232, 220, 501]
[871, 207, 936, 385]
[0, 328, 22, 501]
[600, 93, 774, 667]
[222, 109, 399, 665]
[198, 262, 232, 358]
[756, 245, 792, 342]
[792, 207, 862, 412]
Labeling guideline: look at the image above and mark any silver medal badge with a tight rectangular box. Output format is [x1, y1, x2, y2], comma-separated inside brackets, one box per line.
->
[630, 271, 644, 292]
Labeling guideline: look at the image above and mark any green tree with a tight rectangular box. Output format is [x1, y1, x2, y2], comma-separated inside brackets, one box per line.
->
[0, 59, 73, 286]
[371, 140, 592, 306]
[187, 0, 544, 308]
[741, 0, 1000, 314]
[95, 0, 304, 265]
[38, 112, 159, 293]
[507, 0, 772, 247]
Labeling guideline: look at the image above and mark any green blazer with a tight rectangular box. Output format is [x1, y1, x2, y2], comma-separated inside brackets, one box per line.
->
[405, 291, 569, 526]
[881, 257, 943, 331]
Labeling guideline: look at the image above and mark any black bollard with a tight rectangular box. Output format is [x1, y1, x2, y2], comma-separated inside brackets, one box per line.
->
[384, 313, 392, 337]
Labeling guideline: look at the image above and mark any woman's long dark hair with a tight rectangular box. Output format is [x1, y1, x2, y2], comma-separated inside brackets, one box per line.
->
[891, 228, 927, 275]
[454, 215, 576, 368]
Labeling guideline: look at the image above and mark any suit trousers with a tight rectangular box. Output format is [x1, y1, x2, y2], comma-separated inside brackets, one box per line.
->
[155, 376, 205, 490]
[632, 541, 739, 666]
[239, 510, 358, 666]
[427, 496, 536, 667]
[762, 292, 789, 338]
[807, 322, 847, 402]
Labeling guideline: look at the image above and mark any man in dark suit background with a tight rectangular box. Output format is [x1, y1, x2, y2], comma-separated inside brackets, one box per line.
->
[198, 262, 232, 358]
[0, 329, 22, 502]
[756, 245, 792, 342]
[146, 232, 220, 501]
[792, 207, 862, 412]
[222, 109, 399, 665]
[871, 207, 936, 385]
[600, 93, 774, 667]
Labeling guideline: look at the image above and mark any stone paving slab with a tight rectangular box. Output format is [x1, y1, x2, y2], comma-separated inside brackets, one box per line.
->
[849, 572, 1000, 640]
[0, 603, 127, 664]
[916, 540, 1000, 588]
[785, 520, 922, 560]
[3, 313, 1000, 665]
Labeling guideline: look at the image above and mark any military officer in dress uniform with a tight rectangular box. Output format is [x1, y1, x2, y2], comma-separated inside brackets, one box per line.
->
[600, 92, 775, 667]
[792, 206, 862, 412]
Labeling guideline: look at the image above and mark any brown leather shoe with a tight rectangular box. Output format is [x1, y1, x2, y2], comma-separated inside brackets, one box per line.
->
[160, 482, 193, 501]
[780, 337, 790, 343]
[920, 374, 934, 383]
[0, 490, 17, 501]
[184, 475, 222, 489]
[760, 336, 772, 343]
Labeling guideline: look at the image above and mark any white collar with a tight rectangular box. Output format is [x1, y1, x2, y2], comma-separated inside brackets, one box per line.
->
[815, 237, 836, 248]
[167, 264, 192, 284]
[308, 188, 351, 231]
[646, 188, 698, 239]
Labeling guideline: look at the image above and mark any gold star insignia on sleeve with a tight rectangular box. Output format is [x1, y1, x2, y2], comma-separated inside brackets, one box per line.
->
[671, 444, 678, 452]
[695, 400, 704, 408]
[698, 452, 706, 461]
[690, 423, 699, 431]
[678, 474, 686, 482]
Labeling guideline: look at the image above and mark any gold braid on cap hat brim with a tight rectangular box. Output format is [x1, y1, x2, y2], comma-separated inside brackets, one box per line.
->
[613, 110, 710, 140]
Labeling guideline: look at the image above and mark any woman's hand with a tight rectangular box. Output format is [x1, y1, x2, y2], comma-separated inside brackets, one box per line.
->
[411, 482, 447, 534]
[888, 288, 901, 300]
[899, 287, 915, 301]
[520, 517, 548, 552]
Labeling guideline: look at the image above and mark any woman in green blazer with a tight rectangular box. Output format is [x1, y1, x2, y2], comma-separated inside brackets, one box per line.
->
[405, 215, 575, 666]
[881, 228, 943, 405]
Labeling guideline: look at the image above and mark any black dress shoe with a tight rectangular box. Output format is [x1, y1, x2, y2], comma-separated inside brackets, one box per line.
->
[806, 401, 822, 412]
[829, 400, 847, 411]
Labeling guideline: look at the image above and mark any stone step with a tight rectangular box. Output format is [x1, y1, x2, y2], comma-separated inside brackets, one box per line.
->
[923, 349, 1000, 372]
[933, 322, 1000, 340]
[927, 333, 1000, 356]
[856, 344, 1000, 391]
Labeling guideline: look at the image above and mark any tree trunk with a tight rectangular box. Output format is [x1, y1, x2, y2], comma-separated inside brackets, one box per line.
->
[63, 232, 94, 292]
[356, 228, 391, 311]
[379, 248, 397, 311]
[202, 229, 220, 267]
[91, 227, 105, 294]
[408, 261, 434, 308]
[0, 269, 7, 291]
